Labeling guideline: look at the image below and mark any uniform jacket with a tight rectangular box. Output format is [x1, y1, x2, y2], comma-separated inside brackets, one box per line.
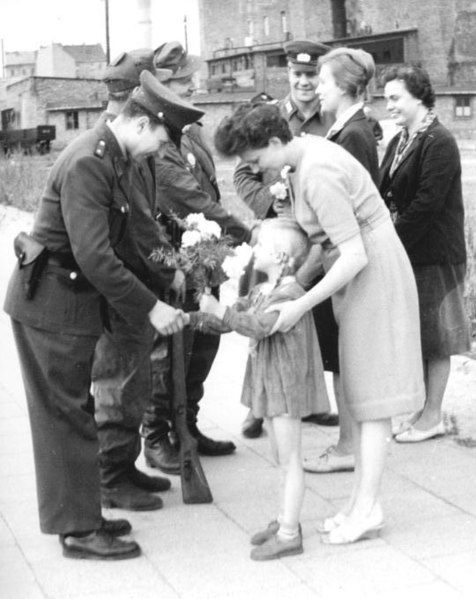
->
[233, 94, 331, 218]
[155, 122, 250, 244]
[96, 112, 175, 298]
[327, 108, 379, 185]
[4, 122, 157, 335]
[379, 118, 466, 265]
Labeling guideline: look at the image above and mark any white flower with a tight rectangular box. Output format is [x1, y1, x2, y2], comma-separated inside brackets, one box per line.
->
[181, 229, 202, 247]
[200, 219, 221, 239]
[280, 165, 291, 179]
[269, 181, 288, 200]
[222, 243, 253, 279]
[185, 213, 221, 238]
[185, 213, 207, 228]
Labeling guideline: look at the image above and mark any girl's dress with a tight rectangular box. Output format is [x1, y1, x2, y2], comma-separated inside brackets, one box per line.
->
[291, 136, 425, 422]
[195, 277, 329, 419]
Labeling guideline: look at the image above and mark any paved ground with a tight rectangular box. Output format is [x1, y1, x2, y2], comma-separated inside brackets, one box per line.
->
[1, 192, 476, 599]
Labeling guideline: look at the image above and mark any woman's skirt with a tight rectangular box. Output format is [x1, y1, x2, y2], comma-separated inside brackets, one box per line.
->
[327, 218, 425, 421]
[414, 262, 470, 359]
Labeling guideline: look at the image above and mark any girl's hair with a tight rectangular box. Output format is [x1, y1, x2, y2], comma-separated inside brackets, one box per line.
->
[214, 103, 292, 157]
[381, 64, 435, 108]
[260, 217, 311, 280]
[318, 47, 375, 98]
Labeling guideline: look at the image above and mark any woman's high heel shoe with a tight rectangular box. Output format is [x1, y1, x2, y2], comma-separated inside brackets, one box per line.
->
[316, 512, 346, 533]
[321, 512, 385, 545]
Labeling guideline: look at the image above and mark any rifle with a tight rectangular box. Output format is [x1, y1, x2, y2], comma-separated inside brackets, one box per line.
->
[171, 328, 213, 504]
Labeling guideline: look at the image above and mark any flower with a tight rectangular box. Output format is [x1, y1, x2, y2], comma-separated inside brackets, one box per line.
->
[269, 165, 292, 204]
[150, 212, 234, 299]
[269, 180, 288, 200]
[181, 229, 202, 247]
[222, 243, 253, 279]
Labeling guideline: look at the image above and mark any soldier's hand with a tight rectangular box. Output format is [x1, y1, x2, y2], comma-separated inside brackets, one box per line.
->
[148, 301, 187, 336]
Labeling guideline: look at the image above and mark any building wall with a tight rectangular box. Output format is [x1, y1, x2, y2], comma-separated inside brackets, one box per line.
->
[199, 0, 476, 88]
[1, 77, 106, 149]
[36, 45, 77, 78]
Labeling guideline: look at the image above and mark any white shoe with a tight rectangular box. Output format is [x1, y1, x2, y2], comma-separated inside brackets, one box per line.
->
[304, 446, 355, 473]
[395, 421, 445, 443]
[316, 512, 346, 533]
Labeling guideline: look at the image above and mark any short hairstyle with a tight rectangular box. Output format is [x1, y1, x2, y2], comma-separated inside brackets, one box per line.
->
[260, 217, 311, 273]
[319, 47, 375, 98]
[381, 65, 435, 109]
[214, 103, 292, 157]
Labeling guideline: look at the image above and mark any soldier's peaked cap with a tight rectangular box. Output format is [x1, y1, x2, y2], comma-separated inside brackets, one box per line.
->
[132, 70, 204, 131]
[283, 40, 331, 72]
[154, 41, 202, 81]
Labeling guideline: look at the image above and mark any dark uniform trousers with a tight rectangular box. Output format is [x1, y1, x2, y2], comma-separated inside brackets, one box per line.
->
[92, 311, 156, 487]
[11, 320, 102, 534]
[144, 288, 220, 438]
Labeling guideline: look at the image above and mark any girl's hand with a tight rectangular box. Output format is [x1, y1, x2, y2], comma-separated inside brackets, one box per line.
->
[266, 300, 305, 334]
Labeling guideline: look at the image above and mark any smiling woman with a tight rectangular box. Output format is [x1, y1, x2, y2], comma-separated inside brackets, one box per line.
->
[380, 65, 470, 444]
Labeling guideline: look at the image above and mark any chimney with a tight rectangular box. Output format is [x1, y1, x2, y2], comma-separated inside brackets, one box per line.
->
[137, 0, 152, 48]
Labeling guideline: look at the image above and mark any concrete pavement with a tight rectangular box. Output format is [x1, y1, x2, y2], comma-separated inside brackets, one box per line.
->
[1, 205, 476, 598]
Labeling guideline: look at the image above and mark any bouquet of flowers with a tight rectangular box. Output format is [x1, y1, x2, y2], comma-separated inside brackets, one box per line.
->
[151, 213, 235, 299]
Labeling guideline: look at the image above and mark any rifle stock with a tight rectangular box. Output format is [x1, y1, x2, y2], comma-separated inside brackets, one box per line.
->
[171, 329, 213, 504]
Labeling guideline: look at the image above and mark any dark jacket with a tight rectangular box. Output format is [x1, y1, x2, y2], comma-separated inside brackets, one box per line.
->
[155, 122, 251, 245]
[328, 108, 379, 185]
[4, 123, 157, 335]
[379, 118, 466, 266]
[95, 112, 175, 298]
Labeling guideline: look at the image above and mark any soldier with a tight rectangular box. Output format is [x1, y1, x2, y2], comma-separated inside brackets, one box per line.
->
[233, 40, 342, 442]
[91, 51, 185, 511]
[3, 71, 202, 560]
[141, 41, 254, 474]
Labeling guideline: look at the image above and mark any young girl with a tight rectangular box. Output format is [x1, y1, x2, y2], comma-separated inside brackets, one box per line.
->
[193, 217, 329, 561]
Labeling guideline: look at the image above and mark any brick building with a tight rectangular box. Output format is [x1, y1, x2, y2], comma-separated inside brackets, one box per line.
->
[196, 0, 476, 141]
[1, 77, 106, 150]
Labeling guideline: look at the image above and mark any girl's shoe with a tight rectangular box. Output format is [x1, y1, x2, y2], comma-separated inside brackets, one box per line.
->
[316, 512, 346, 533]
[250, 520, 279, 545]
[250, 531, 303, 561]
[321, 512, 385, 545]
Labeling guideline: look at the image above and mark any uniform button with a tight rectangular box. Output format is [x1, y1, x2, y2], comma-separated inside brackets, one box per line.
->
[387, 191, 393, 198]
[69, 271, 78, 280]
[121, 206, 127, 213]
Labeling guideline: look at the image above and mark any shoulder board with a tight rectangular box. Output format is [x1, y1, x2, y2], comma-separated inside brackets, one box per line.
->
[285, 100, 293, 115]
[95, 139, 107, 158]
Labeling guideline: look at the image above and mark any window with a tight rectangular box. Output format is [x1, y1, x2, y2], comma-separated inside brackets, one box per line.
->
[66, 111, 79, 130]
[455, 96, 472, 118]
[266, 53, 287, 68]
[263, 16, 269, 37]
[280, 11, 287, 33]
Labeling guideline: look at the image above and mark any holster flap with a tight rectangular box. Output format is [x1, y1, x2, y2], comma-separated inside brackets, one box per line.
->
[14, 232, 47, 266]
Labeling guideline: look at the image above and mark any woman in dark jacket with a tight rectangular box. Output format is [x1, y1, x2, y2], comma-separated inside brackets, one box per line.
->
[380, 65, 470, 443]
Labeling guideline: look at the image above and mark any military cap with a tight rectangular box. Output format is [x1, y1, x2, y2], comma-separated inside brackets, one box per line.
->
[154, 41, 202, 81]
[132, 70, 204, 132]
[283, 40, 330, 72]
